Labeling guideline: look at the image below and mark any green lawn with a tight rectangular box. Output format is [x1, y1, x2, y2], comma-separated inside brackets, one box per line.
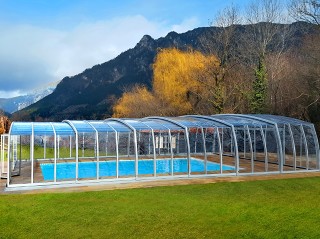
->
[1, 177, 320, 238]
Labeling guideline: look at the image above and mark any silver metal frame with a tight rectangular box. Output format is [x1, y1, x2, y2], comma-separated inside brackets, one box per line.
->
[185, 115, 240, 175]
[3, 114, 320, 189]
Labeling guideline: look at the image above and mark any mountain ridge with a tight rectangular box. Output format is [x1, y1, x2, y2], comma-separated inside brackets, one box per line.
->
[13, 22, 318, 121]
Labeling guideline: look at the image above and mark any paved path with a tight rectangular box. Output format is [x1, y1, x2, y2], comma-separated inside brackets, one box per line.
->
[1, 171, 320, 195]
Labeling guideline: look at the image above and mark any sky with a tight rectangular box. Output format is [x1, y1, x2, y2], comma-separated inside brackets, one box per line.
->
[0, 0, 257, 98]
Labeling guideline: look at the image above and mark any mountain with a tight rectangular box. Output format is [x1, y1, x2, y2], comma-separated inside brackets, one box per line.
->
[0, 83, 57, 114]
[13, 22, 318, 121]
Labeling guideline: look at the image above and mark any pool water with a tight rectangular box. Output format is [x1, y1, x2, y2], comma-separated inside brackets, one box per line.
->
[40, 158, 235, 181]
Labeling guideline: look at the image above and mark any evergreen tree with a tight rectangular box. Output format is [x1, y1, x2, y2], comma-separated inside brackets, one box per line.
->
[251, 56, 268, 113]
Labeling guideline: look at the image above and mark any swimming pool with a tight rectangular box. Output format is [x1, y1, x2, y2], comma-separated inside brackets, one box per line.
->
[40, 158, 236, 180]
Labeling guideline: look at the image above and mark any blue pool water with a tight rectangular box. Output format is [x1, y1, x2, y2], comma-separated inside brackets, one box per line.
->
[40, 158, 235, 181]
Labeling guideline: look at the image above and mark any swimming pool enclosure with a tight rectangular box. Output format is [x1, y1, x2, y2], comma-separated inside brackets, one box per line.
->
[1, 114, 319, 188]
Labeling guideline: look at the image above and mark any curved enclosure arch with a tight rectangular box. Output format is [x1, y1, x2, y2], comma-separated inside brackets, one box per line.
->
[3, 114, 319, 188]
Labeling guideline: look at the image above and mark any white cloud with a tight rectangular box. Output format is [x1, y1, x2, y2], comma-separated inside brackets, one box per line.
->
[170, 17, 200, 33]
[0, 15, 199, 98]
[0, 90, 23, 99]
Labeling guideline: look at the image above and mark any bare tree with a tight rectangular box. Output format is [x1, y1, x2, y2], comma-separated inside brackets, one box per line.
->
[288, 0, 320, 125]
[290, 0, 320, 25]
[199, 4, 244, 113]
[245, 0, 287, 61]
[213, 4, 243, 66]
[243, 0, 292, 113]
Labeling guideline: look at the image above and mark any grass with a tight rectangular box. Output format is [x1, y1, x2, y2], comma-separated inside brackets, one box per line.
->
[0, 177, 320, 238]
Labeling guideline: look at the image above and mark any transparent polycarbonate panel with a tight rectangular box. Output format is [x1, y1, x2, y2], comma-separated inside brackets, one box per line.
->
[136, 130, 154, 156]
[290, 125, 307, 169]
[35, 135, 77, 183]
[171, 130, 187, 156]
[74, 132, 97, 182]
[236, 127, 252, 173]
[141, 120, 170, 131]
[246, 127, 269, 172]
[10, 122, 32, 135]
[52, 122, 75, 136]
[105, 121, 132, 132]
[221, 128, 234, 156]
[118, 132, 135, 157]
[97, 131, 117, 179]
[68, 120, 95, 133]
[189, 127, 206, 175]
[180, 116, 227, 128]
[203, 127, 220, 173]
[189, 128, 204, 155]
[303, 125, 318, 169]
[33, 122, 54, 135]
[78, 132, 96, 159]
[253, 114, 313, 126]
[124, 120, 151, 131]
[153, 131, 171, 157]
[9, 135, 32, 185]
[148, 119, 183, 131]
[87, 121, 115, 132]
[167, 117, 200, 128]
[136, 130, 155, 178]
[211, 115, 270, 127]
[263, 127, 280, 172]
[280, 124, 295, 171]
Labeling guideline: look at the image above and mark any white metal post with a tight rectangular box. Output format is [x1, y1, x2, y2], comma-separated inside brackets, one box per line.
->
[201, 127, 207, 174]
[76, 132, 79, 181]
[245, 126, 254, 173]
[151, 129, 156, 177]
[85, 121, 100, 180]
[69, 135, 72, 158]
[58, 135, 60, 159]
[213, 131, 216, 154]
[254, 128, 256, 161]
[283, 126, 286, 165]
[82, 133, 84, 158]
[116, 132, 119, 178]
[243, 127, 246, 159]
[50, 123, 57, 182]
[127, 132, 131, 157]
[31, 123, 34, 184]
[7, 134, 11, 186]
[194, 129, 198, 154]
[216, 128, 223, 174]
[133, 130, 139, 178]
[44, 136, 46, 159]
[259, 126, 268, 172]
[105, 132, 108, 157]
[168, 130, 174, 176]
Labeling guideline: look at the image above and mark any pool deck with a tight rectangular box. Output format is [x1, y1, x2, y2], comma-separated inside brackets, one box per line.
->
[1, 170, 320, 195]
[7, 153, 316, 186]
[1, 154, 319, 194]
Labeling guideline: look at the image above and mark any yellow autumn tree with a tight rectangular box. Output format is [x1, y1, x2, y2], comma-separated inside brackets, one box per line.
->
[153, 48, 220, 115]
[112, 48, 221, 117]
[113, 85, 160, 118]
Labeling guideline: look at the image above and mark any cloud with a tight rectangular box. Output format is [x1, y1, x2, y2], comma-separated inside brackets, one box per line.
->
[0, 15, 199, 98]
[170, 17, 200, 33]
